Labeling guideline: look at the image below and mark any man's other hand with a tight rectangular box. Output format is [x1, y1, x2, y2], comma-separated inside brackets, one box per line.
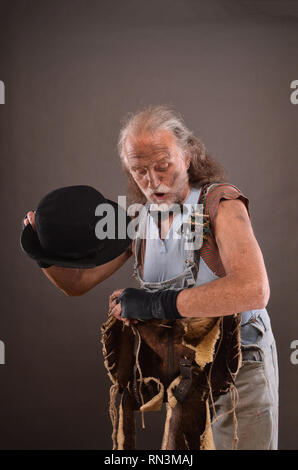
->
[109, 288, 139, 326]
[110, 287, 183, 322]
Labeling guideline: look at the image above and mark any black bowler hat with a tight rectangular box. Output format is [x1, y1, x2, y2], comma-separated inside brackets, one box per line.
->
[20, 185, 132, 268]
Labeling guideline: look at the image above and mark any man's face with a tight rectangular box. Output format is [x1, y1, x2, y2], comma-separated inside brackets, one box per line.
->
[124, 129, 191, 208]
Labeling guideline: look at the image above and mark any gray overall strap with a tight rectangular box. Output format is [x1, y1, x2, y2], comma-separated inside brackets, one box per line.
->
[181, 186, 204, 287]
[133, 203, 149, 278]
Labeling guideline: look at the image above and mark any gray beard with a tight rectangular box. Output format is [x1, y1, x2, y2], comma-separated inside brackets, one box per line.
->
[147, 185, 189, 219]
[148, 198, 185, 221]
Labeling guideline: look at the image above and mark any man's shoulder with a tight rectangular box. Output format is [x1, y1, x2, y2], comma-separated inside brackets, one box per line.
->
[202, 182, 248, 207]
[198, 182, 251, 234]
[204, 181, 243, 197]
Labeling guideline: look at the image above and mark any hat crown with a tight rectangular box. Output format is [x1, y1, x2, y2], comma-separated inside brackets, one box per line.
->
[35, 185, 107, 259]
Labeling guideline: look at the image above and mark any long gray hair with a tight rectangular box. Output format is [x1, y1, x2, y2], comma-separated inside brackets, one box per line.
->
[118, 105, 227, 204]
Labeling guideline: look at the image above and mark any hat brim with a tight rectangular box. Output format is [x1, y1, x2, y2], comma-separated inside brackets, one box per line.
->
[20, 199, 132, 268]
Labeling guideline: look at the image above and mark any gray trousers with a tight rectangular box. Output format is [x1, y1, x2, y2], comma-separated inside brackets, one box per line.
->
[211, 312, 279, 450]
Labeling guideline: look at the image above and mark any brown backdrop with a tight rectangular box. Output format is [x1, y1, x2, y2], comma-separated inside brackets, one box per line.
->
[0, 0, 297, 450]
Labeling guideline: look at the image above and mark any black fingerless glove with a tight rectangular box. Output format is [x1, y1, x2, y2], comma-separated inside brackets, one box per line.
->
[116, 287, 183, 321]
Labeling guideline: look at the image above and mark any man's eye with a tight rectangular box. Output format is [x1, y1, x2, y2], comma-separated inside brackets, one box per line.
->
[156, 163, 169, 171]
[134, 168, 147, 176]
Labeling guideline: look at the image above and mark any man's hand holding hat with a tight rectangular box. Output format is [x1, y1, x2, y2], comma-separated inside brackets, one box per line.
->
[23, 211, 52, 268]
[23, 211, 36, 231]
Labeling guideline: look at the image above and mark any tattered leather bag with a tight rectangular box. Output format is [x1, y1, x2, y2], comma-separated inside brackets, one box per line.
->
[100, 183, 242, 450]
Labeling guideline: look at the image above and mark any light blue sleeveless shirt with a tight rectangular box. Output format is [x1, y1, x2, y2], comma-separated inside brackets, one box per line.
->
[141, 186, 271, 343]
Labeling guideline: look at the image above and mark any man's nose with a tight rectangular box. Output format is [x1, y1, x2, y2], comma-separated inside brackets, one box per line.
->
[148, 170, 161, 189]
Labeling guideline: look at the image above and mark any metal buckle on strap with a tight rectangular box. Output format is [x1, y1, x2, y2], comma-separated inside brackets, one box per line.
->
[174, 358, 193, 403]
[184, 269, 196, 287]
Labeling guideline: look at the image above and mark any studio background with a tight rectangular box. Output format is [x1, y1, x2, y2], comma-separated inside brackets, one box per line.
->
[0, 0, 297, 449]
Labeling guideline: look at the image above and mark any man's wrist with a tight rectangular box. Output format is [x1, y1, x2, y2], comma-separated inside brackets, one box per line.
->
[175, 289, 185, 318]
[154, 289, 183, 320]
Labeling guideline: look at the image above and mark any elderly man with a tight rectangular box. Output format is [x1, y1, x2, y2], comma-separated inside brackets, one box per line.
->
[24, 106, 279, 450]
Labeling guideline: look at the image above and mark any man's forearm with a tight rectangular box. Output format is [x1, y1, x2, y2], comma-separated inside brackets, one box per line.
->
[42, 266, 83, 296]
[41, 249, 132, 296]
[176, 273, 269, 318]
